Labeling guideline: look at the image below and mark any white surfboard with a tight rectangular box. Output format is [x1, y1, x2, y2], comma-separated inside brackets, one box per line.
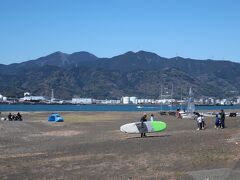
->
[120, 121, 167, 134]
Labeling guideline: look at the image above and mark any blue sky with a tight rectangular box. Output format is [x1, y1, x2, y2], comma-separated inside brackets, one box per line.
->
[1, 0, 240, 64]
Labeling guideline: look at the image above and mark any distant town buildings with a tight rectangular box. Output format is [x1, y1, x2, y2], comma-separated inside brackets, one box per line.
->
[0, 91, 240, 105]
[19, 96, 46, 102]
[122, 96, 138, 104]
[72, 98, 93, 104]
[19, 92, 46, 102]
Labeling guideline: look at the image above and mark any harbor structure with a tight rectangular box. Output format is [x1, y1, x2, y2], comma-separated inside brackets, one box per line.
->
[19, 92, 46, 102]
[72, 98, 93, 104]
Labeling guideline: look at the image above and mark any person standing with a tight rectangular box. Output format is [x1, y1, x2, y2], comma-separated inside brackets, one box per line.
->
[140, 113, 147, 137]
[220, 109, 225, 129]
[215, 113, 220, 129]
[201, 115, 205, 130]
[196, 114, 202, 130]
[150, 114, 154, 121]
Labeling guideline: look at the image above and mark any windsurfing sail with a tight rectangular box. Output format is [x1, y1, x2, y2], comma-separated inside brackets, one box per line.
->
[187, 87, 195, 116]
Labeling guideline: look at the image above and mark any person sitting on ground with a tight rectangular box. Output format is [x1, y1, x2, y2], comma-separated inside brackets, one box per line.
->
[16, 112, 22, 121]
[8, 113, 13, 121]
[12, 113, 17, 121]
[140, 113, 147, 138]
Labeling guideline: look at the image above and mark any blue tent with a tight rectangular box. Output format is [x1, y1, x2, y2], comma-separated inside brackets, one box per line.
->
[48, 113, 64, 122]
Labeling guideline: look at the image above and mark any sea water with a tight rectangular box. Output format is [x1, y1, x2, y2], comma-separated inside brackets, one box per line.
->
[0, 104, 239, 112]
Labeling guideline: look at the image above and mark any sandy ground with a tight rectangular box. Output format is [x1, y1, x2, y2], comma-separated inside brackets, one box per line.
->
[0, 111, 239, 180]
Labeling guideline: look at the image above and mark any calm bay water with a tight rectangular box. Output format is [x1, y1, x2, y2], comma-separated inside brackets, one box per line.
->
[0, 104, 239, 112]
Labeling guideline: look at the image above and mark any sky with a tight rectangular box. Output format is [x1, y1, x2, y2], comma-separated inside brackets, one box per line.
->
[1, 0, 240, 64]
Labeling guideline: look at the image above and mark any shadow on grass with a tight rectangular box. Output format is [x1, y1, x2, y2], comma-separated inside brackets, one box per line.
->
[126, 134, 171, 139]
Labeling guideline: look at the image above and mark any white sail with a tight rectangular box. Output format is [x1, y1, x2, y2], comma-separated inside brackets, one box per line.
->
[187, 87, 195, 114]
[181, 87, 195, 119]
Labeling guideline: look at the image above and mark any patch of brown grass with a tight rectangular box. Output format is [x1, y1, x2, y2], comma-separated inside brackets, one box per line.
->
[63, 112, 142, 123]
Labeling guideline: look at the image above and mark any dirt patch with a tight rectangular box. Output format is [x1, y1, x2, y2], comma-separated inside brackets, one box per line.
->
[30, 130, 84, 137]
[187, 168, 229, 180]
[0, 152, 47, 159]
[226, 132, 240, 144]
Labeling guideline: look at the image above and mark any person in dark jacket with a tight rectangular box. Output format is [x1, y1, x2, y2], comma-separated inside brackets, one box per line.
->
[17, 112, 22, 121]
[220, 109, 225, 129]
[201, 115, 205, 130]
[8, 113, 12, 121]
[140, 113, 147, 138]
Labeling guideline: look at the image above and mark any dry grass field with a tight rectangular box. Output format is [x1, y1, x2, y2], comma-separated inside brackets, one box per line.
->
[0, 111, 239, 179]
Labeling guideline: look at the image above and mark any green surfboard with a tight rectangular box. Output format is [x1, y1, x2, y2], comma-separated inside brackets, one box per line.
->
[151, 121, 167, 132]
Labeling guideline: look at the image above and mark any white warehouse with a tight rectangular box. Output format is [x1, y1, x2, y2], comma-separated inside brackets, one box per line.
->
[72, 98, 93, 104]
[122, 96, 130, 104]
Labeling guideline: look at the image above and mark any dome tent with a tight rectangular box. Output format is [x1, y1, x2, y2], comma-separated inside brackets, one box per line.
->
[48, 113, 64, 122]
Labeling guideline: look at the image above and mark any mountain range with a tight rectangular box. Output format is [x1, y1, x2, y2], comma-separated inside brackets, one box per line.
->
[1, 50, 240, 99]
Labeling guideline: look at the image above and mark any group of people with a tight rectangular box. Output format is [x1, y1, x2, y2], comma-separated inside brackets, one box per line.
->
[215, 109, 225, 129]
[196, 114, 205, 130]
[8, 112, 22, 121]
[139, 109, 227, 137]
[196, 109, 226, 130]
[140, 113, 155, 138]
